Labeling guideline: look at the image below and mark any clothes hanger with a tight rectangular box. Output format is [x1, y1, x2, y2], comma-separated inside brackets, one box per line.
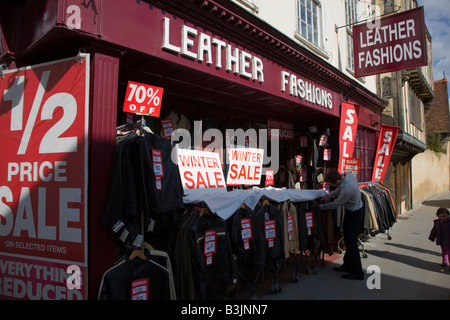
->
[129, 248, 146, 261]
[199, 206, 212, 216]
[286, 199, 291, 210]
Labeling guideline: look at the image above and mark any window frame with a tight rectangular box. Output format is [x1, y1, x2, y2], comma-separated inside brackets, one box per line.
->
[345, 0, 358, 72]
[296, 0, 323, 49]
[353, 128, 376, 182]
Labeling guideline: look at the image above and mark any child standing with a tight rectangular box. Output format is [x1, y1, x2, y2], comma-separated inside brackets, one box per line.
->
[428, 207, 450, 270]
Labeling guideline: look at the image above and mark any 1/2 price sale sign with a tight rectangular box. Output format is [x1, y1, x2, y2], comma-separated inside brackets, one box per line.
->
[0, 55, 89, 299]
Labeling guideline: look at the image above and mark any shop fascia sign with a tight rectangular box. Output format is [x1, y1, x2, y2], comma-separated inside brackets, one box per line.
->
[162, 17, 264, 83]
[353, 7, 428, 78]
[161, 17, 335, 112]
[280, 71, 334, 110]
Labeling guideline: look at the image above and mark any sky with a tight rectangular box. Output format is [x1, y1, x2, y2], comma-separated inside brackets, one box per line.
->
[419, 0, 450, 101]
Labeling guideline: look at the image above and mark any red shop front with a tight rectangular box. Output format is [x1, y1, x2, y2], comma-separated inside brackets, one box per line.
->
[0, 0, 385, 300]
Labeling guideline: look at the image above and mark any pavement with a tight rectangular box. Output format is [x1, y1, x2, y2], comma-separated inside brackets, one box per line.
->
[261, 190, 450, 300]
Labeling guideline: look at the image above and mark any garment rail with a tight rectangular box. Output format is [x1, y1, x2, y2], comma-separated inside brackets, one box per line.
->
[359, 180, 396, 241]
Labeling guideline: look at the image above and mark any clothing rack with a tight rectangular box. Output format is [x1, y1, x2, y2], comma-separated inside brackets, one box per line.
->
[287, 199, 324, 281]
[102, 114, 186, 300]
[336, 180, 396, 259]
[359, 180, 396, 240]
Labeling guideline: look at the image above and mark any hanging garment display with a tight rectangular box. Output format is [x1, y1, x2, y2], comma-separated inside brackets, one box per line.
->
[280, 201, 299, 259]
[227, 205, 266, 271]
[227, 204, 266, 299]
[98, 254, 171, 300]
[182, 187, 326, 220]
[260, 201, 284, 262]
[295, 200, 323, 253]
[102, 130, 185, 241]
[173, 206, 237, 300]
[98, 119, 399, 301]
[98, 243, 177, 300]
[359, 182, 397, 235]
[173, 208, 200, 300]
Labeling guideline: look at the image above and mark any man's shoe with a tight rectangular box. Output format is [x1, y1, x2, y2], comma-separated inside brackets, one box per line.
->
[342, 273, 364, 280]
[333, 265, 349, 273]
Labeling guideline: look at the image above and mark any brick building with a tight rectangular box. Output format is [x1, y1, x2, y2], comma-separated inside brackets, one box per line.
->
[426, 77, 450, 141]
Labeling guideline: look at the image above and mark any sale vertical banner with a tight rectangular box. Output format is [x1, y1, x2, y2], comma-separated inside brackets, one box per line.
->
[338, 102, 359, 173]
[372, 125, 399, 183]
[0, 55, 89, 299]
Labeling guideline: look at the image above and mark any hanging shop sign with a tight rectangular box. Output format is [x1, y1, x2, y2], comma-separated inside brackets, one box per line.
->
[299, 170, 307, 182]
[344, 158, 360, 179]
[226, 147, 264, 186]
[299, 136, 308, 148]
[240, 218, 253, 250]
[267, 118, 294, 141]
[305, 212, 314, 235]
[177, 149, 227, 195]
[160, 118, 174, 140]
[353, 6, 428, 78]
[123, 81, 164, 117]
[372, 125, 399, 183]
[204, 230, 217, 266]
[323, 149, 331, 161]
[0, 55, 90, 299]
[319, 135, 328, 147]
[264, 220, 277, 248]
[338, 102, 359, 173]
[295, 155, 303, 167]
[265, 170, 274, 186]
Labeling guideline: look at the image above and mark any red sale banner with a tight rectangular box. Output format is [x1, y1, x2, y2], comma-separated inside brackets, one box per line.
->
[338, 102, 359, 173]
[0, 55, 89, 299]
[372, 125, 399, 183]
[123, 81, 163, 117]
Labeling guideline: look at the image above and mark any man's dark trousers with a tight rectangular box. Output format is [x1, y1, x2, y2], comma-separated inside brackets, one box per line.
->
[343, 207, 364, 276]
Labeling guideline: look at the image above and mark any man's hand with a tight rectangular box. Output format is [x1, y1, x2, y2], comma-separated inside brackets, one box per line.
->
[320, 195, 330, 203]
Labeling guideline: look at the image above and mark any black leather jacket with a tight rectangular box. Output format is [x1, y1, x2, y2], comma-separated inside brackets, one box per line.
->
[103, 132, 185, 239]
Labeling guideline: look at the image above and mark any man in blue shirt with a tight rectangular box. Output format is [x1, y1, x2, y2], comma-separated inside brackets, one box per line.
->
[320, 170, 364, 280]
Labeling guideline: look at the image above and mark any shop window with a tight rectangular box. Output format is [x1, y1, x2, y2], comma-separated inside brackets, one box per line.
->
[408, 86, 423, 130]
[347, 32, 354, 72]
[345, 0, 357, 72]
[234, 0, 259, 14]
[384, 0, 395, 14]
[353, 128, 376, 182]
[296, 0, 322, 48]
[382, 76, 392, 98]
[345, 0, 357, 26]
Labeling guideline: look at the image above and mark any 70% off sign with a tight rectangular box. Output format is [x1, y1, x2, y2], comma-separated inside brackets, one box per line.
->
[123, 81, 164, 117]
